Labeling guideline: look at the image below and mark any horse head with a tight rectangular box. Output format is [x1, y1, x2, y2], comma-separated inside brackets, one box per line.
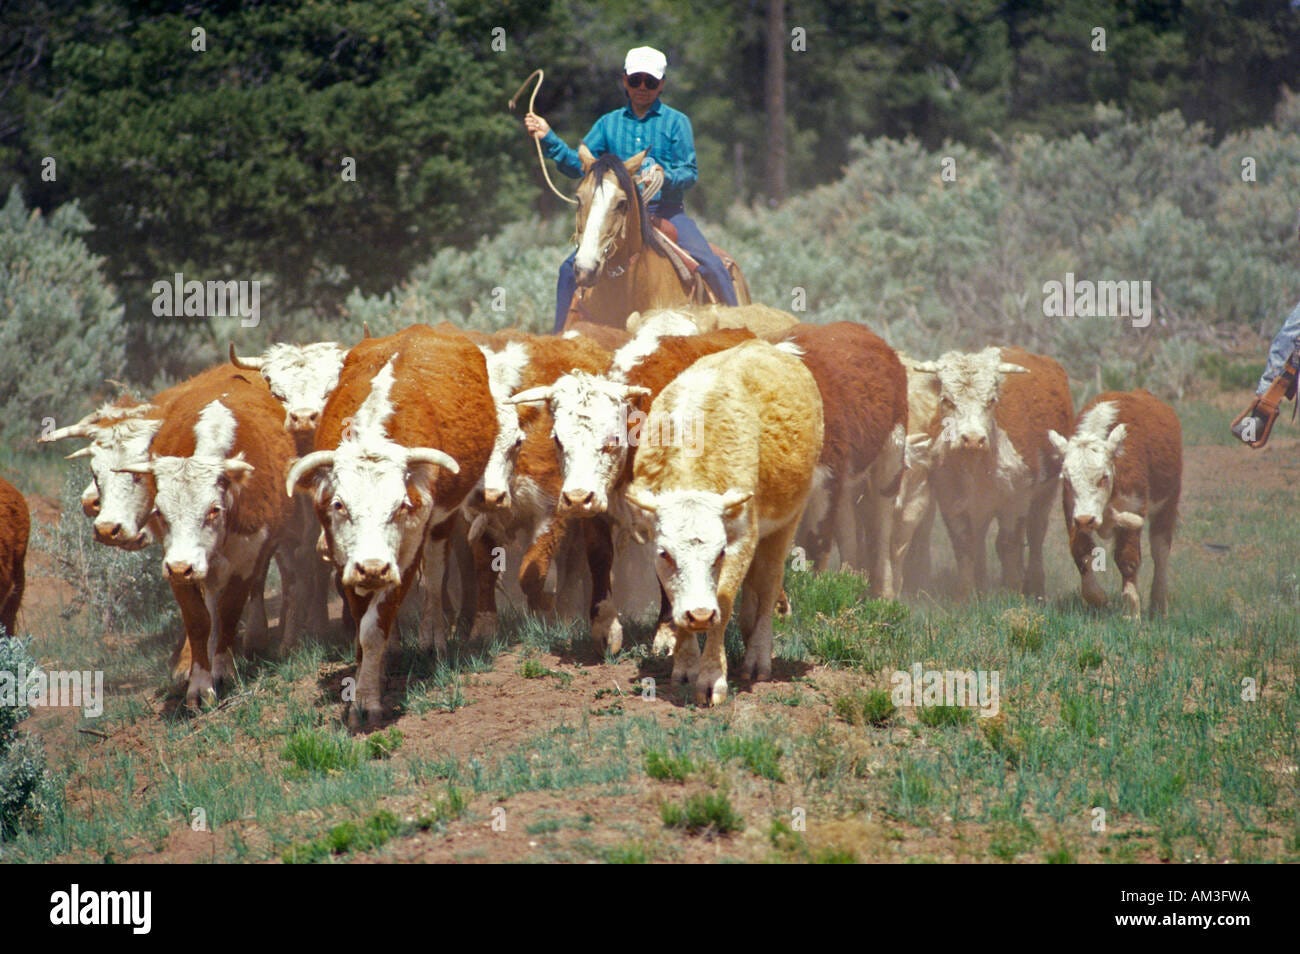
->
[573, 146, 652, 287]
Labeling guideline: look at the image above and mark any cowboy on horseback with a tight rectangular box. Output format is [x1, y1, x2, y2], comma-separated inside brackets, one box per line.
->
[524, 45, 740, 332]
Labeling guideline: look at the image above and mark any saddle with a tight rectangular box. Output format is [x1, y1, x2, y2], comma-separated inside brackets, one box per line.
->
[648, 216, 740, 305]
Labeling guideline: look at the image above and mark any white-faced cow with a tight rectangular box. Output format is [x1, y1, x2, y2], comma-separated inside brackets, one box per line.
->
[286, 324, 494, 724]
[0, 475, 29, 637]
[1048, 389, 1182, 618]
[117, 375, 298, 709]
[230, 340, 353, 636]
[887, 352, 945, 595]
[464, 332, 615, 635]
[626, 339, 824, 705]
[772, 322, 907, 595]
[509, 327, 755, 654]
[911, 346, 1073, 597]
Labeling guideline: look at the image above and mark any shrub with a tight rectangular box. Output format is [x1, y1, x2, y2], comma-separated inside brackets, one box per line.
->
[31, 473, 175, 632]
[0, 187, 126, 445]
[0, 638, 58, 838]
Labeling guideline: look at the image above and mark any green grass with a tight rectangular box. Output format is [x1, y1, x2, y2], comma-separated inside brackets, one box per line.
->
[644, 749, 694, 783]
[660, 791, 745, 836]
[281, 729, 364, 775]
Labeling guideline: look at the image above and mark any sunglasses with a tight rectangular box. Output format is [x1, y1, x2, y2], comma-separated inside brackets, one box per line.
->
[625, 73, 661, 90]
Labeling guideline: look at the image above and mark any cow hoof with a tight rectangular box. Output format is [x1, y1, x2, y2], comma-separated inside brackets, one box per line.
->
[695, 673, 728, 707]
[592, 613, 623, 656]
[1081, 575, 1107, 607]
[774, 595, 792, 617]
[651, 622, 676, 656]
[470, 611, 498, 641]
[739, 652, 771, 685]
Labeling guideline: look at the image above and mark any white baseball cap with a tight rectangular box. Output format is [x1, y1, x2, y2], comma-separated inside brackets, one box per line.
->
[624, 46, 667, 80]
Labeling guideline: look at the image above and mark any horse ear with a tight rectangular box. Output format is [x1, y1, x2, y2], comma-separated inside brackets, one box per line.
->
[578, 143, 596, 173]
[624, 149, 648, 175]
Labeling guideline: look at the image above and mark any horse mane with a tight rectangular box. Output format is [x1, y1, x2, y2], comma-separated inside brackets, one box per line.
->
[587, 153, 662, 253]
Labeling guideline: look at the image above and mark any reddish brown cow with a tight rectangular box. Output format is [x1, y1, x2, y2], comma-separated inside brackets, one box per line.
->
[510, 327, 756, 652]
[1048, 389, 1182, 618]
[772, 322, 908, 594]
[467, 333, 615, 631]
[913, 346, 1073, 596]
[288, 324, 495, 723]
[119, 374, 299, 707]
[0, 476, 29, 637]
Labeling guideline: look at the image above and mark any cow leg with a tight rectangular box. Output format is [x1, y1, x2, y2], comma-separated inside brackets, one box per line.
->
[738, 522, 798, 685]
[899, 497, 935, 594]
[1114, 525, 1143, 620]
[419, 526, 452, 660]
[942, 509, 978, 596]
[520, 515, 565, 616]
[272, 548, 303, 655]
[651, 584, 676, 655]
[971, 514, 994, 592]
[995, 514, 1026, 592]
[830, 479, 859, 572]
[585, 517, 622, 655]
[469, 532, 499, 640]
[172, 580, 213, 709]
[352, 582, 406, 726]
[213, 573, 254, 697]
[242, 542, 273, 655]
[1148, 505, 1175, 617]
[1023, 490, 1053, 599]
[0, 558, 23, 636]
[860, 485, 895, 598]
[1070, 525, 1106, 607]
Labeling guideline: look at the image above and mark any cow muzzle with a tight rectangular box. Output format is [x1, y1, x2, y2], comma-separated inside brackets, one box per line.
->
[681, 607, 718, 631]
[559, 488, 601, 514]
[286, 409, 320, 433]
[481, 487, 510, 510]
[164, 560, 205, 582]
[344, 559, 399, 592]
[95, 521, 149, 550]
[959, 432, 989, 451]
[1074, 514, 1100, 532]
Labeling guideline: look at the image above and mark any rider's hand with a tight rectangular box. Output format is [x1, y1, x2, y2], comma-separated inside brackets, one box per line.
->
[524, 113, 551, 140]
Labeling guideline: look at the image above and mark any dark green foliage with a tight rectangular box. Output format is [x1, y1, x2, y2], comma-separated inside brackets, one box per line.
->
[0, 188, 126, 444]
[0, 639, 57, 838]
[660, 790, 745, 836]
[34, 474, 175, 633]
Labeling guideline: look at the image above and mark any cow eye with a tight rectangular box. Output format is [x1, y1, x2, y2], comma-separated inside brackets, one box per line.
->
[331, 498, 348, 516]
[657, 548, 674, 566]
[205, 505, 222, 525]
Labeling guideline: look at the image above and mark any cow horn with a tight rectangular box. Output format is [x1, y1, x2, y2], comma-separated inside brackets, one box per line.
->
[622, 385, 653, 399]
[113, 462, 154, 476]
[406, 448, 460, 475]
[910, 361, 940, 374]
[64, 446, 95, 460]
[229, 342, 264, 370]
[39, 423, 100, 443]
[997, 362, 1029, 375]
[507, 385, 554, 405]
[363, 321, 372, 339]
[625, 488, 657, 514]
[285, 450, 336, 496]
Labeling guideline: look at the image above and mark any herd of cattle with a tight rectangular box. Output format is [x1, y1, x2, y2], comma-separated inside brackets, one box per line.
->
[0, 304, 1184, 723]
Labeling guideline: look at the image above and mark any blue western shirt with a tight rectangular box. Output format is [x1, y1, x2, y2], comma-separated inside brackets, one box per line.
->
[541, 97, 697, 215]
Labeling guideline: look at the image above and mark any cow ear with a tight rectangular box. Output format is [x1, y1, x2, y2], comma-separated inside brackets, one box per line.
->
[224, 458, 255, 485]
[1047, 429, 1070, 458]
[1106, 423, 1128, 456]
[578, 143, 597, 173]
[904, 434, 932, 469]
[625, 488, 657, 514]
[720, 489, 753, 519]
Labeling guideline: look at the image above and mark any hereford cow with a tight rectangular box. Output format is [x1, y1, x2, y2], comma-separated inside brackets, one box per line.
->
[230, 340, 353, 635]
[465, 332, 614, 634]
[1048, 389, 1182, 618]
[509, 327, 755, 653]
[286, 324, 495, 723]
[625, 340, 824, 705]
[888, 353, 945, 595]
[772, 323, 907, 595]
[116, 376, 299, 708]
[42, 366, 281, 671]
[0, 476, 29, 637]
[626, 303, 799, 338]
[911, 346, 1073, 596]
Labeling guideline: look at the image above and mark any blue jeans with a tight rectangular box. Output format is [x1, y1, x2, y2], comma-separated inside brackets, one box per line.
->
[553, 207, 739, 333]
[1257, 298, 1300, 395]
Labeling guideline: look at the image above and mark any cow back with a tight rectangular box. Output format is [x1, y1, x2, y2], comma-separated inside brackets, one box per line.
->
[997, 346, 1074, 481]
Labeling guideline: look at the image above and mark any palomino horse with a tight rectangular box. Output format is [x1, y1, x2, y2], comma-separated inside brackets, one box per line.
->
[561, 144, 750, 331]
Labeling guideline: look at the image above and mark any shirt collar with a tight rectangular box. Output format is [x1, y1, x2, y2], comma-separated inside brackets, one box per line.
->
[621, 96, 664, 120]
